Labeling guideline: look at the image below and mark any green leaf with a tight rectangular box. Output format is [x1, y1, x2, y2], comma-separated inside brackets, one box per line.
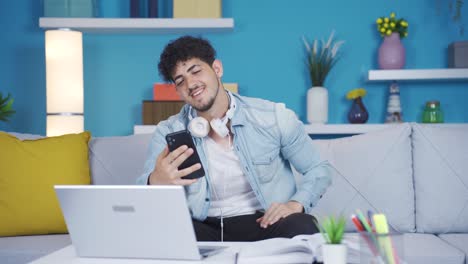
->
[317, 215, 346, 244]
[0, 93, 15, 123]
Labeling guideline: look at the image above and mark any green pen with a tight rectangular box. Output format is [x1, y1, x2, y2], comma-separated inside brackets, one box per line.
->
[356, 209, 384, 258]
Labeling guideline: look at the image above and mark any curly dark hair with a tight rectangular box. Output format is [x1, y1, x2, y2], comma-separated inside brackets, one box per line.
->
[158, 36, 217, 82]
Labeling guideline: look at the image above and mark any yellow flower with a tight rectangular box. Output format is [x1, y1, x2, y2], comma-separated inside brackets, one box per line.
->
[383, 23, 388, 28]
[390, 22, 396, 28]
[376, 18, 383, 24]
[386, 30, 392, 35]
[380, 27, 386, 33]
[346, 88, 367, 100]
[384, 17, 389, 23]
[390, 12, 396, 18]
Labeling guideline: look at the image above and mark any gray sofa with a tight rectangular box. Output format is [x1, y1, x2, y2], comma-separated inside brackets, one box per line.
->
[1, 123, 467, 264]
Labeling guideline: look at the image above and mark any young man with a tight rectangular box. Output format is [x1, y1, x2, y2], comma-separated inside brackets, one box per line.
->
[137, 36, 331, 241]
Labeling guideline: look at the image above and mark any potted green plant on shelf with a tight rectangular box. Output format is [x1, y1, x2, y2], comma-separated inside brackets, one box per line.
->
[0, 92, 16, 123]
[315, 215, 347, 264]
[302, 31, 344, 124]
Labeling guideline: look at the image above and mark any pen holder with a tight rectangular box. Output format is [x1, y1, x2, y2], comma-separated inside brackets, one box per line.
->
[358, 232, 406, 264]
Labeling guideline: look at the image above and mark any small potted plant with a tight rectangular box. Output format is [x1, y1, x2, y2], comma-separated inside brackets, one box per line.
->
[302, 31, 344, 124]
[315, 215, 347, 264]
[0, 92, 15, 122]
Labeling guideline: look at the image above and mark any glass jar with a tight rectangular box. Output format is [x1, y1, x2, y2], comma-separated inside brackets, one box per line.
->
[422, 101, 444, 123]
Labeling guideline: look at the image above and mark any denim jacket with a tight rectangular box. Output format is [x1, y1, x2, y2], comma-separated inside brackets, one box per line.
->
[136, 93, 331, 221]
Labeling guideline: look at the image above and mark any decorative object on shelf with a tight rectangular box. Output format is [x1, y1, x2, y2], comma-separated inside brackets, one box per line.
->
[315, 215, 347, 264]
[153, 82, 238, 101]
[43, 0, 97, 17]
[346, 88, 369, 124]
[143, 101, 185, 125]
[173, 0, 222, 18]
[385, 82, 403, 123]
[302, 31, 344, 124]
[223, 83, 239, 94]
[45, 29, 84, 137]
[422, 101, 444, 123]
[0, 92, 15, 123]
[448, 41, 468, 68]
[131, 0, 156, 18]
[130, 0, 140, 17]
[375, 12, 408, 69]
[153, 83, 182, 101]
[148, 0, 158, 18]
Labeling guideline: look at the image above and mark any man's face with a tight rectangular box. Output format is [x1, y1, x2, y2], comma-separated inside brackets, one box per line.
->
[172, 58, 222, 112]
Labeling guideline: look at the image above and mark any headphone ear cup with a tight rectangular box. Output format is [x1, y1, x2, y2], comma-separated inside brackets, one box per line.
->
[210, 118, 229, 138]
[188, 117, 210, 138]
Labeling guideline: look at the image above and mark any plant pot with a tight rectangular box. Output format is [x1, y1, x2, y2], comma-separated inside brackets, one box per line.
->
[322, 244, 347, 264]
[307, 86, 328, 124]
[378, 32, 405, 69]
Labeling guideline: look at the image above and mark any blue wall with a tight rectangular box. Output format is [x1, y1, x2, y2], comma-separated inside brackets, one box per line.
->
[1, 0, 467, 136]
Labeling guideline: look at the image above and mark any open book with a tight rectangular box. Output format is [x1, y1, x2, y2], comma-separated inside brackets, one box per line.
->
[235, 233, 367, 264]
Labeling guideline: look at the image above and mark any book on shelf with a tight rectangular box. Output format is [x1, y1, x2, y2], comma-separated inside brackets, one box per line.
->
[173, 0, 221, 18]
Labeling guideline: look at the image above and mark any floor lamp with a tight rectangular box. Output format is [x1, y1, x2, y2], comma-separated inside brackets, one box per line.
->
[45, 29, 84, 137]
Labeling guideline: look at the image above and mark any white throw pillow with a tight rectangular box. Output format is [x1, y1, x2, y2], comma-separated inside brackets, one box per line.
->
[412, 123, 468, 233]
[310, 123, 415, 233]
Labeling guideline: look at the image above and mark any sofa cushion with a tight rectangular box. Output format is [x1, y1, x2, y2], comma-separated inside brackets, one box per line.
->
[89, 134, 152, 185]
[0, 234, 71, 264]
[403, 233, 465, 264]
[310, 123, 415, 233]
[2, 131, 44, 140]
[0, 132, 91, 236]
[412, 123, 468, 233]
[439, 234, 468, 263]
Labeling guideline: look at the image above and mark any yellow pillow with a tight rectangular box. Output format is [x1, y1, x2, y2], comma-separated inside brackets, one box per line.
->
[0, 131, 91, 236]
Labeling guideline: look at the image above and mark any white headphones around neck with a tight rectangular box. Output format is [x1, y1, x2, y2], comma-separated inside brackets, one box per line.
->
[188, 91, 236, 138]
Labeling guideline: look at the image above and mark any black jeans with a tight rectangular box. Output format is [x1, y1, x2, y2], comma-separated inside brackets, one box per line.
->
[192, 211, 319, 241]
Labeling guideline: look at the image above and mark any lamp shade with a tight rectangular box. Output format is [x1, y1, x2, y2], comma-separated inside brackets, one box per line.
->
[45, 29, 83, 136]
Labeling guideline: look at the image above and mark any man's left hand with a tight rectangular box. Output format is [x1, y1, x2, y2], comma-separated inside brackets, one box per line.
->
[256, 201, 303, 228]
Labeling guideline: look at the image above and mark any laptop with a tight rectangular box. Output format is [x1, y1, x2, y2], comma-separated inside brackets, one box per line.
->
[54, 185, 226, 260]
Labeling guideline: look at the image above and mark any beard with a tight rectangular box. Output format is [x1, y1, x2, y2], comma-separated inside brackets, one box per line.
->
[192, 95, 216, 112]
[191, 81, 220, 112]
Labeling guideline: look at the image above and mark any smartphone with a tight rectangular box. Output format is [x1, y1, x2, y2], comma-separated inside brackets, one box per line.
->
[165, 130, 205, 179]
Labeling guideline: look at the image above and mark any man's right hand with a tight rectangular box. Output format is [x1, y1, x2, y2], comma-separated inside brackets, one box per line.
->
[148, 145, 202, 185]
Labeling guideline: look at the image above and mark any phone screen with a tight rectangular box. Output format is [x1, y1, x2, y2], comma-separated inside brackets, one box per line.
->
[165, 130, 205, 179]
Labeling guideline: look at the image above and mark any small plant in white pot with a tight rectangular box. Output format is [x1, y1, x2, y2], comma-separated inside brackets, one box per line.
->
[316, 215, 347, 264]
[302, 31, 344, 124]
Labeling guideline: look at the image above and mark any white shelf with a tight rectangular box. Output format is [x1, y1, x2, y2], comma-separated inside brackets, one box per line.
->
[368, 68, 468, 81]
[39, 17, 234, 33]
[134, 124, 398, 135]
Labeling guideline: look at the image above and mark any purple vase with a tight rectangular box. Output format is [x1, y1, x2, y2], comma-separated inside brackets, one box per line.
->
[348, 97, 369, 124]
[378, 33, 405, 69]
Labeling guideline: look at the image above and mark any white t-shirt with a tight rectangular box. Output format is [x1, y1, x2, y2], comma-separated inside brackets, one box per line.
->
[205, 137, 262, 218]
